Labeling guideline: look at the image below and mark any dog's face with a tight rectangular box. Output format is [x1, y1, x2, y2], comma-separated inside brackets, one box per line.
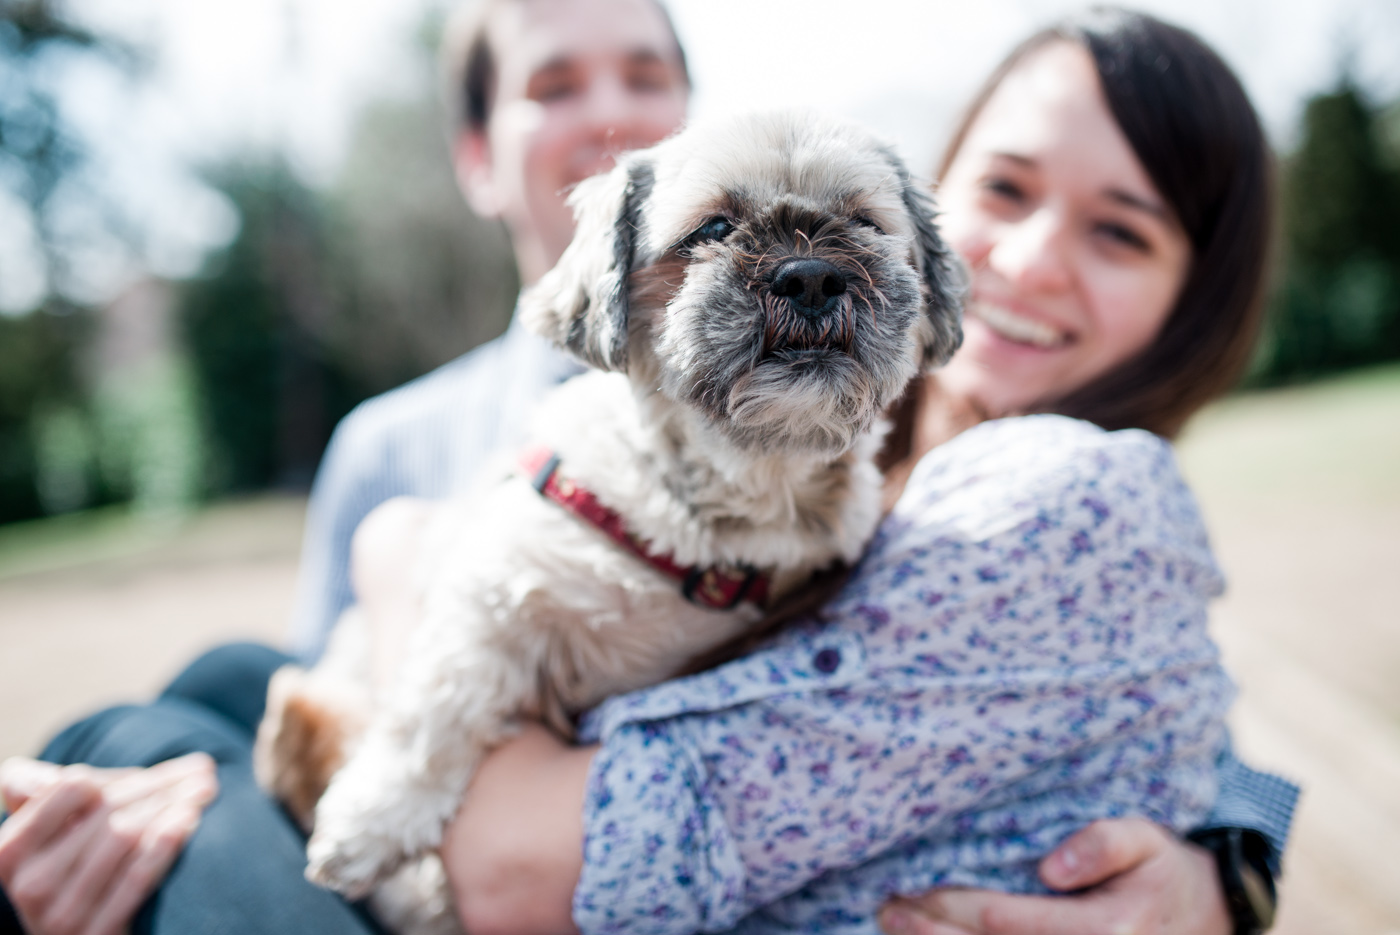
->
[521, 112, 964, 455]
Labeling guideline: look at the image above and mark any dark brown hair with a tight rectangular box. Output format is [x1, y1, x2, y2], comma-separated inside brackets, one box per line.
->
[937, 7, 1273, 438]
[444, 0, 692, 135]
[690, 11, 1274, 673]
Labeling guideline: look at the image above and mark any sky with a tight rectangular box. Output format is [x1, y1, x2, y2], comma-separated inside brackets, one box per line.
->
[2, 0, 1398, 313]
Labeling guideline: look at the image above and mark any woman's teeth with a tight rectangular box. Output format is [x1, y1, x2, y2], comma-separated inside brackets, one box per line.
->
[971, 303, 1068, 349]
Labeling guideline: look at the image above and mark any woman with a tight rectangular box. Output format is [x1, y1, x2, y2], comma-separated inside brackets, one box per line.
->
[0, 9, 1292, 935]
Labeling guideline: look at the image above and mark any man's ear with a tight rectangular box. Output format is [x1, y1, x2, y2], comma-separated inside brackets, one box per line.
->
[454, 129, 502, 218]
[882, 149, 966, 368]
[518, 155, 654, 372]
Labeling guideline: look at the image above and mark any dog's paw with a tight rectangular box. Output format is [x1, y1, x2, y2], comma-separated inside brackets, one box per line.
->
[253, 666, 308, 792]
[255, 665, 363, 830]
[304, 826, 405, 899]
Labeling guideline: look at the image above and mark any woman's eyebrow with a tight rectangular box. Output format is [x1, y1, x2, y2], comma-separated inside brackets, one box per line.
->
[989, 151, 1036, 168]
[1104, 187, 1169, 220]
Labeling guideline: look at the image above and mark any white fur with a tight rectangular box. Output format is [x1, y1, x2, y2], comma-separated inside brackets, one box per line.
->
[258, 112, 959, 935]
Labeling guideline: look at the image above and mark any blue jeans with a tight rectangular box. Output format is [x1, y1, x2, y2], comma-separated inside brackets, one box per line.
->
[0, 643, 386, 935]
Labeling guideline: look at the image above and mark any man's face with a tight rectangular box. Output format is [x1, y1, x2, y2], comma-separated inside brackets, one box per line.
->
[458, 0, 690, 284]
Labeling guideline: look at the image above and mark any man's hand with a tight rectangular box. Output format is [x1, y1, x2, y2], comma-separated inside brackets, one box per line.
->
[0, 754, 218, 935]
[878, 818, 1232, 935]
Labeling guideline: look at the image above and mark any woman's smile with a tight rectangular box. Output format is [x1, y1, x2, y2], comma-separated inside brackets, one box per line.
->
[966, 298, 1073, 350]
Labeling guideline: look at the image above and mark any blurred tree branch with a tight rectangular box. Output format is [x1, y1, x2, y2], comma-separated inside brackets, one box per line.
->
[0, 0, 138, 301]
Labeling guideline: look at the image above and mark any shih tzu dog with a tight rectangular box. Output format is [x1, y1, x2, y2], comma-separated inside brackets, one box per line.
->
[254, 111, 963, 934]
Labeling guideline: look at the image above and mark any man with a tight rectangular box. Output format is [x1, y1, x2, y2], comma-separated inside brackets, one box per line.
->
[287, 0, 691, 665]
[0, 2, 1291, 932]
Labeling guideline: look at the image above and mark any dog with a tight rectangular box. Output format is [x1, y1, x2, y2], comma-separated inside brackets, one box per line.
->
[254, 110, 963, 933]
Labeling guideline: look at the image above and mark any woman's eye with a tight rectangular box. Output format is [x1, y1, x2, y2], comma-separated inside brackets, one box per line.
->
[1095, 221, 1151, 252]
[688, 217, 736, 245]
[982, 177, 1025, 202]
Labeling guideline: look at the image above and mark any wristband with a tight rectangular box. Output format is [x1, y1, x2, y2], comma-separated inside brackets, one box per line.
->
[1187, 827, 1277, 935]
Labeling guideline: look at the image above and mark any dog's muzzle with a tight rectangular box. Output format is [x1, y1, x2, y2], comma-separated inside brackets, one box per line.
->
[762, 258, 856, 354]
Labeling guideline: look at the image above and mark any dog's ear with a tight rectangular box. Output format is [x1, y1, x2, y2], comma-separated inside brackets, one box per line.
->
[519, 155, 655, 372]
[882, 149, 966, 368]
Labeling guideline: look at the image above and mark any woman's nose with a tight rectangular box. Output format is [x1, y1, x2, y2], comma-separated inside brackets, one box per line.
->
[987, 209, 1073, 295]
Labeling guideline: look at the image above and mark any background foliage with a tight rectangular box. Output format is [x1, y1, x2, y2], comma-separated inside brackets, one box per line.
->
[0, 0, 1395, 526]
[1252, 84, 1400, 383]
[0, 2, 515, 523]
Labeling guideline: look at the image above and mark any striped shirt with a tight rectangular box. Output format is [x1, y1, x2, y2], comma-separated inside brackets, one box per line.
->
[288, 315, 583, 661]
[288, 310, 1298, 896]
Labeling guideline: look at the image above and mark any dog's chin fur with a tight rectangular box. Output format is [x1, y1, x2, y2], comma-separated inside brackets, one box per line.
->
[724, 348, 911, 455]
[255, 111, 963, 935]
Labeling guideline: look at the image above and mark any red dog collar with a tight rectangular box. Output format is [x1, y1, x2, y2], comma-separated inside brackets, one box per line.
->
[519, 446, 770, 611]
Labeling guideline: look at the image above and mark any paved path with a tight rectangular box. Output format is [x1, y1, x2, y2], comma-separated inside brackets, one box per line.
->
[1, 369, 1397, 932]
[0, 498, 302, 761]
[1174, 372, 1400, 935]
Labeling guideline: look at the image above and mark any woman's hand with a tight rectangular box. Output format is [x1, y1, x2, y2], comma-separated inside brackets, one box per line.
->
[0, 754, 218, 935]
[877, 818, 1232, 935]
[439, 724, 595, 935]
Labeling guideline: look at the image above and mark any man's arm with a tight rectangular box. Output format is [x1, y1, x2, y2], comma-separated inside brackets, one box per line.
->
[436, 742, 1267, 935]
[880, 819, 1231, 935]
[1196, 748, 1298, 876]
[0, 756, 218, 935]
[879, 750, 1299, 935]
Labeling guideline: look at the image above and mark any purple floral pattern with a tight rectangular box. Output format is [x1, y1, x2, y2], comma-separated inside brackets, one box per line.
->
[573, 415, 1234, 935]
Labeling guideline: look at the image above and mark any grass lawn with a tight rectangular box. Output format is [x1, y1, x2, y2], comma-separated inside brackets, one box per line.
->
[0, 494, 307, 584]
[1177, 363, 1400, 510]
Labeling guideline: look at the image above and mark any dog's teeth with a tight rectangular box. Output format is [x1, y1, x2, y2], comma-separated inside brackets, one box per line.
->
[971, 303, 1067, 349]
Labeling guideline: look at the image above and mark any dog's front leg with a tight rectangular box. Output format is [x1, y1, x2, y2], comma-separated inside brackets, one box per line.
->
[304, 602, 523, 899]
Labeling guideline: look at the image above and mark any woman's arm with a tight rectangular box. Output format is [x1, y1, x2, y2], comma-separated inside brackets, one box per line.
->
[439, 725, 594, 935]
[440, 739, 1235, 935]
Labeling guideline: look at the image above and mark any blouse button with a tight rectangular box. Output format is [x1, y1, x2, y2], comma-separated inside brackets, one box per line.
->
[813, 648, 841, 674]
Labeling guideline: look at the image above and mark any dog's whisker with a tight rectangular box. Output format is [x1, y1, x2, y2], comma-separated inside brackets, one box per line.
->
[855, 291, 875, 330]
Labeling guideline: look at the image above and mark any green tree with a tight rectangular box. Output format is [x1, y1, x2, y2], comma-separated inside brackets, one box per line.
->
[180, 161, 356, 492]
[0, 307, 88, 523]
[323, 94, 517, 392]
[0, 0, 133, 299]
[1257, 81, 1400, 381]
[178, 83, 517, 496]
[0, 1, 151, 524]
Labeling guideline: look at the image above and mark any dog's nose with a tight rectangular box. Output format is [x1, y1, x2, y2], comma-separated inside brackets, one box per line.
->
[771, 258, 847, 316]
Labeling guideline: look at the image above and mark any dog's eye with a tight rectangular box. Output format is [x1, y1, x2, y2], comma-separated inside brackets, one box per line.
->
[687, 217, 736, 246]
[853, 215, 886, 235]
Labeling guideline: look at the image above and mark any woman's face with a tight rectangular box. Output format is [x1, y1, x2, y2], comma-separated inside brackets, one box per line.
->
[936, 41, 1192, 418]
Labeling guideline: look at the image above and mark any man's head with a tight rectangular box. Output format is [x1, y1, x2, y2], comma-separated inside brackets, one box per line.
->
[445, 0, 691, 284]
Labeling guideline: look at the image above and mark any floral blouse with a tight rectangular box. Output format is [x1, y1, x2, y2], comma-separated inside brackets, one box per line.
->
[572, 415, 1235, 935]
